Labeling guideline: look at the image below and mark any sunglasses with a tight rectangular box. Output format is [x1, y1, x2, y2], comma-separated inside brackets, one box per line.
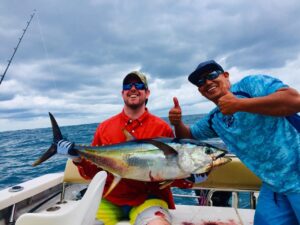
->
[123, 82, 146, 90]
[197, 70, 223, 87]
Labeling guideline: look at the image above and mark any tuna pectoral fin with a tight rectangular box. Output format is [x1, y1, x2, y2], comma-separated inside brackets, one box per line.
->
[32, 144, 57, 166]
[138, 139, 178, 156]
[159, 180, 174, 189]
[103, 175, 122, 198]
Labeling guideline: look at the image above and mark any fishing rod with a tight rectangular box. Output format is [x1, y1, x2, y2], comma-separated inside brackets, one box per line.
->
[0, 9, 36, 86]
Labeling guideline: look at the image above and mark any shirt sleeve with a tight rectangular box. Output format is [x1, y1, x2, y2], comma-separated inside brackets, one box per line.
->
[237, 75, 288, 97]
[190, 113, 219, 140]
[91, 124, 103, 146]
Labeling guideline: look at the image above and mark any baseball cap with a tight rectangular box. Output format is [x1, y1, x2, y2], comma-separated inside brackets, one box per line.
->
[123, 71, 148, 89]
[188, 60, 224, 86]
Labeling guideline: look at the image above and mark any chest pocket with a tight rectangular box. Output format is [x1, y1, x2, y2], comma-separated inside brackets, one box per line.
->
[208, 91, 300, 133]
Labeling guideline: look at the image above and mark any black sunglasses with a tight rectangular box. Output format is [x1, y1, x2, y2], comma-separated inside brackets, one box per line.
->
[123, 82, 146, 90]
[197, 70, 223, 87]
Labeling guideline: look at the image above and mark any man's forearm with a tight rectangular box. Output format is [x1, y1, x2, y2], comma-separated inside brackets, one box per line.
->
[174, 122, 193, 139]
[237, 88, 300, 116]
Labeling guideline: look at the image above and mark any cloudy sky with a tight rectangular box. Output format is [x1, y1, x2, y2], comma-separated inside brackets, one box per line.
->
[0, 0, 300, 132]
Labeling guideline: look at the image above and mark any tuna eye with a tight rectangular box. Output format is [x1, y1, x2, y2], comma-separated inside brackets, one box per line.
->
[205, 148, 212, 154]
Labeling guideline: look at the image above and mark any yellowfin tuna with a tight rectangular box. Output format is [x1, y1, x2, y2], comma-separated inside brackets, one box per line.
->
[34, 113, 231, 195]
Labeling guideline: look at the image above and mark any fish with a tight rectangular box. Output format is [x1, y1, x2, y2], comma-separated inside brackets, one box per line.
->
[33, 113, 231, 195]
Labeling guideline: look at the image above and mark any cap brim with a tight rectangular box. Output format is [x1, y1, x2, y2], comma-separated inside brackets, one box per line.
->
[188, 69, 204, 86]
[123, 74, 142, 84]
[188, 63, 224, 86]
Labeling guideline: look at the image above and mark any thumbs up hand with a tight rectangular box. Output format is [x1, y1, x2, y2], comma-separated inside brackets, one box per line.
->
[169, 97, 182, 126]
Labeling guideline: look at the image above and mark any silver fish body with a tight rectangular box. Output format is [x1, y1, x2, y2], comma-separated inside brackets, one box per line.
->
[75, 138, 227, 182]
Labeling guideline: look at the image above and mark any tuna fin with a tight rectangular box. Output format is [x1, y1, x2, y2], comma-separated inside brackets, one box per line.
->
[32, 144, 57, 166]
[49, 112, 63, 143]
[32, 112, 64, 166]
[122, 129, 136, 141]
[138, 139, 178, 156]
[159, 180, 174, 189]
[103, 175, 122, 198]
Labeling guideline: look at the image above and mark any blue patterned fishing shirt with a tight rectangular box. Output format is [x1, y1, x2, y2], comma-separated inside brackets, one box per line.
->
[190, 75, 300, 193]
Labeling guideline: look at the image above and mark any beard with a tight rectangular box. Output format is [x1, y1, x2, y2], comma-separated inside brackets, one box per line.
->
[123, 98, 146, 110]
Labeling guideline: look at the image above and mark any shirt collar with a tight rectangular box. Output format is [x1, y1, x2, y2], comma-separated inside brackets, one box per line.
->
[121, 108, 149, 124]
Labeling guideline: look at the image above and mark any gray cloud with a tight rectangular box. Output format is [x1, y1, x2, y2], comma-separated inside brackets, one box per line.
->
[0, 0, 300, 131]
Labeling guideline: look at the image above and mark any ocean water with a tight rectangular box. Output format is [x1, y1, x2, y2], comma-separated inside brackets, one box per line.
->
[0, 114, 249, 207]
[0, 122, 97, 190]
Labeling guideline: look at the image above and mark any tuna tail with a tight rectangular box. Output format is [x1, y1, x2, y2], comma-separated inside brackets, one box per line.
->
[32, 112, 63, 166]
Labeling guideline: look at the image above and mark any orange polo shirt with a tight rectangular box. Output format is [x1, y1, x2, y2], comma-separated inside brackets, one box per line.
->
[75, 109, 184, 208]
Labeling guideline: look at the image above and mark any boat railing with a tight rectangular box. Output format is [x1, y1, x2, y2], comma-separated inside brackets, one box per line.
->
[173, 187, 259, 209]
[172, 155, 261, 210]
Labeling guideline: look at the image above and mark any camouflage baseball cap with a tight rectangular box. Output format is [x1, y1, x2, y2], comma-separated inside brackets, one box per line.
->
[123, 71, 148, 89]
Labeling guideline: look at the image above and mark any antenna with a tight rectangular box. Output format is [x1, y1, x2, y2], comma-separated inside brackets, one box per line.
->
[0, 9, 36, 86]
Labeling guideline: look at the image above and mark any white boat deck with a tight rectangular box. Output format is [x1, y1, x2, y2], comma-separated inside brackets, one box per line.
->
[115, 205, 254, 225]
[0, 161, 257, 225]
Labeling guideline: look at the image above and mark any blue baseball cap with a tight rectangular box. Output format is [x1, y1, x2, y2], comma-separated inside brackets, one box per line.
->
[188, 60, 224, 86]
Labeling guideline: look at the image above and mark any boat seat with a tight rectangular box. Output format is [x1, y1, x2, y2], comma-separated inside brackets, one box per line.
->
[15, 171, 107, 225]
[195, 156, 262, 190]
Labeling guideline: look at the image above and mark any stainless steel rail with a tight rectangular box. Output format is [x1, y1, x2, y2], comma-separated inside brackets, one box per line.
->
[173, 187, 259, 209]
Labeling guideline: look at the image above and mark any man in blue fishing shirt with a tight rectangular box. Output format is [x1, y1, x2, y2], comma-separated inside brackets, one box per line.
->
[168, 60, 300, 225]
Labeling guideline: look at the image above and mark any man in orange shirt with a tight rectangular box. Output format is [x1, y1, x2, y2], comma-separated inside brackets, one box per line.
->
[59, 71, 196, 225]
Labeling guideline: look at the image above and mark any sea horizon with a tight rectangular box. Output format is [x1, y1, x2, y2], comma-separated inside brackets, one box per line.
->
[0, 113, 206, 134]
